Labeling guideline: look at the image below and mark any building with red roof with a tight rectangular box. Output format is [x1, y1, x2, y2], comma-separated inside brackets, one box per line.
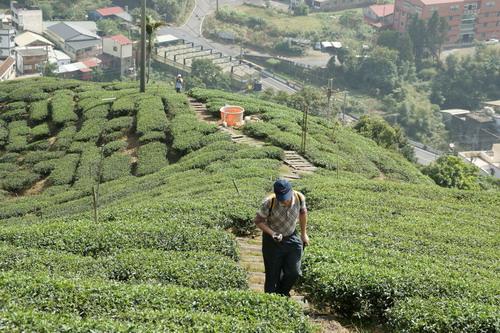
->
[100, 35, 134, 78]
[364, 4, 394, 28]
[88, 6, 132, 23]
[393, 0, 500, 44]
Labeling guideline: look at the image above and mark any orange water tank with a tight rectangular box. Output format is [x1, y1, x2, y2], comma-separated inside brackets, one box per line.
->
[220, 106, 244, 126]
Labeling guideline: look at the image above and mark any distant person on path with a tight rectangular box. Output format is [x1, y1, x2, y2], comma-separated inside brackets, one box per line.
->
[175, 74, 183, 93]
[253, 179, 309, 296]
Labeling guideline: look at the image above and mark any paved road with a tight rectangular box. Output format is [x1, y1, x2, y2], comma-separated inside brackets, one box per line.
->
[414, 146, 439, 165]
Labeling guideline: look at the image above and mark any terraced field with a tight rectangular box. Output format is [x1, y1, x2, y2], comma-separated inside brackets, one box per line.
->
[0, 78, 498, 332]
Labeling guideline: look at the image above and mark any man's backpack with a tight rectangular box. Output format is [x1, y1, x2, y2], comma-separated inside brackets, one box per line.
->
[268, 190, 303, 215]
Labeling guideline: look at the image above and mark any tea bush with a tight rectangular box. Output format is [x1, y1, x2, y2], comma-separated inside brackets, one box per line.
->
[49, 154, 80, 185]
[103, 140, 128, 156]
[136, 141, 168, 176]
[53, 125, 76, 150]
[102, 152, 131, 182]
[1, 169, 39, 192]
[8, 87, 49, 102]
[51, 94, 77, 124]
[30, 123, 51, 140]
[29, 100, 49, 123]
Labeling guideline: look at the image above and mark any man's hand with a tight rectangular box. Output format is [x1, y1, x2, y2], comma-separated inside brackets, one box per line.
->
[273, 233, 283, 242]
[301, 233, 310, 247]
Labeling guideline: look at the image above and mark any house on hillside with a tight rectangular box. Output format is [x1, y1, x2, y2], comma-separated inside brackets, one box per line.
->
[363, 4, 394, 28]
[0, 56, 16, 81]
[441, 109, 500, 151]
[44, 22, 101, 61]
[393, 0, 500, 44]
[16, 47, 48, 74]
[0, 19, 16, 59]
[87, 6, 132, 23]
[10, 1, 43, 34]
[100, 35, 134, 78]
[56, 60, 100, 80]
[14, 31, 54, 47]
[459, 143, 500, 178]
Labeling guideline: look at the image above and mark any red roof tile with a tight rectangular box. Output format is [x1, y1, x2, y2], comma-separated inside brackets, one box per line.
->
[108, 35, 133, 45]
[95, 6, 125, 17]
[81, 60, 99, 68]
[369, 4, 394, 17]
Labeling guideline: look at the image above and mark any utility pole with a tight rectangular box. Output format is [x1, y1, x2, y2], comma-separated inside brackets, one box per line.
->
[140, 0, 146, 92]
[301, 106, 309, 154]
[342, 90, 347, 121]
[326, 78, 333, 121]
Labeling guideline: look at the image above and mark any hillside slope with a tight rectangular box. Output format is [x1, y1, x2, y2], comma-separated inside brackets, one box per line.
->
[0, 78, 498, 332]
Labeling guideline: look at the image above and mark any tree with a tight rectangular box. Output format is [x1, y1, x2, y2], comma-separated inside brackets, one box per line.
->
[97, 19, 121, 36]
[43, 62, 58, 77]
[186, 58, 230, 91]
[145, 15, 167, 83]
[353, 115, 416, 162]
[358, 46, 399, 94]
[426, 11, 449, 62]
[408, 15, 426, 67]
[421, 155, 480, 190]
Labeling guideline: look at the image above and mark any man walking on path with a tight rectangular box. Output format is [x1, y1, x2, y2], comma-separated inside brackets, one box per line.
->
[175, 74, 183, 93]
[253, 179, 309, 296]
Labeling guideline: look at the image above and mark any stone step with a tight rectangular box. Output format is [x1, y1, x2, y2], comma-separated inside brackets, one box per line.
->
[238, 261, 265, 272]
[248, 272, 266, 284]
[249, 283, 264, 292]
[240, 255, 263, 262]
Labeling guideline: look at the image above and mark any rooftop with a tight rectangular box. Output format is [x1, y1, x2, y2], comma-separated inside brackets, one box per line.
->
[0, 56, 15, 76]
[104, 35, 133, 45]
[369, 4, 394, 17]
[95, 6, 125, 17]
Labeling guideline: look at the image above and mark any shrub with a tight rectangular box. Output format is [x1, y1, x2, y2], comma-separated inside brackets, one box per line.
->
[0, 153, 19, 163]
[0, 219, 239, 259]
[136, 96, 168, 135]
[29, 100, 49, 123]
[1, 169, 39, 192]
[74, 118, 107, 142]
[8, 87, 49, 102]
[102, 152, 131, 182]
[103, 140, 128, 156]
[0, 245, 248, 290]
[0, 272, 311, 332]
[105, 116, 133, 132]
[25, 139, 52, 151]
[51, 94, 77, 124]
[30, 123, 51, 140]
[53, 125, 76, 150]
[136, 142, 168, 176]
[138, 131, 165, 143]
[49, 154, 80, 185]
[110, 95, 137, 117]
[24, 151, 66, 165]
[0, 108, 27, 121]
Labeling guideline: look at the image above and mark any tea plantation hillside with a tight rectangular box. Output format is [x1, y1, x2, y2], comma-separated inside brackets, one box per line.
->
[0, 78, 498, 332]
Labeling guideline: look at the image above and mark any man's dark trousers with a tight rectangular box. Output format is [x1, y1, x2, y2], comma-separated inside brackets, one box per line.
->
[262, 231, 303, 296]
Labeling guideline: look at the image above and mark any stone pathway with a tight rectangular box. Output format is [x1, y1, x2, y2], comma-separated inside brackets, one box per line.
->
[189, 96, 314, 308]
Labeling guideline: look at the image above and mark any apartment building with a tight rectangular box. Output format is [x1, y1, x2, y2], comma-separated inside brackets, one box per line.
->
[393, 0, 500, 45]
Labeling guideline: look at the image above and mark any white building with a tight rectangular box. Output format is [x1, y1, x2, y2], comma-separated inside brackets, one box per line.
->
[101, 35, 133, 77]
[10, 1, 43, 34]
[0, 20, 16, 59]
[459, 144, 500, 178]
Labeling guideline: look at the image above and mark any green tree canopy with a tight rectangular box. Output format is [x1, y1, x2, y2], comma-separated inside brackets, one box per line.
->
[185, 59, 230, 91]
[421, 155, 480, 190]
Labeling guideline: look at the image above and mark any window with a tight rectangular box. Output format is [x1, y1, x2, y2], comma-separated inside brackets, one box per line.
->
[113, 46, 118, 52]
[464, 3, 478, 10]
[448, 26, 452, 31]
[486, 2, 495, 8]
[484, 12, 489, 18]
[400, 21, 405, 26]
[449, 16, 454, 21]
[430, 7, 439, 14]
[481, 32, 486, 37]
[450, 5, 459, 12]
[483, 22, 488, 27]
[497, 21, 500, 26]
[404, 1, 410, 9]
